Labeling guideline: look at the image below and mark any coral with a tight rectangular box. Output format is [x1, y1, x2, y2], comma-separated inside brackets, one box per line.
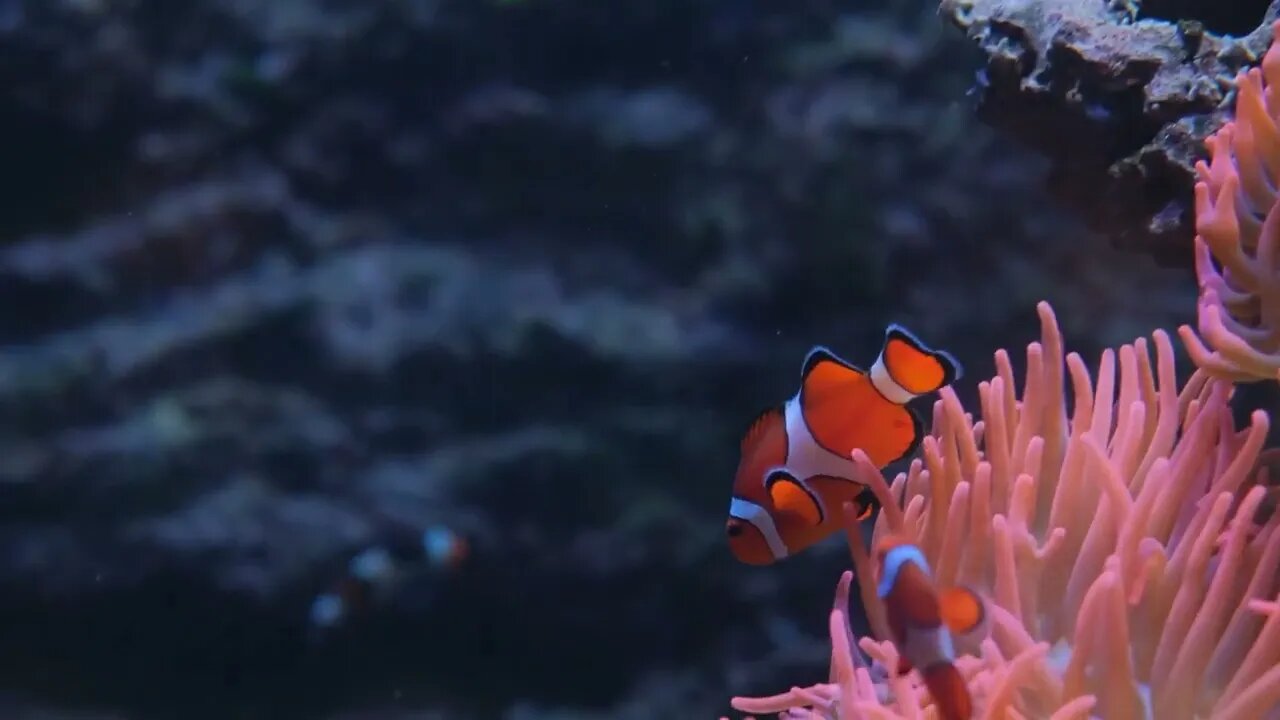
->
[1181, 21, 1280, 383]
[941, 0, 1280, 265]
[727, 302, 1280, 719]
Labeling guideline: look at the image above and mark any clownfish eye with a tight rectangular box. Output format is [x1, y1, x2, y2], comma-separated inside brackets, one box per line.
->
[726, 520, 745, 537]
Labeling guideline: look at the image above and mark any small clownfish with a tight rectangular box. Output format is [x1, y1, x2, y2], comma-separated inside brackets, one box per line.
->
[725, 324, 961, 565]
[308, 525, 470, 633]
[875, 535, 987, 720]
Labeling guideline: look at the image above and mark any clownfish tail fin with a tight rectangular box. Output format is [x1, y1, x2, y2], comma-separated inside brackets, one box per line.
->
[920, 662, 973, 720]
[878, 325, 962, 397]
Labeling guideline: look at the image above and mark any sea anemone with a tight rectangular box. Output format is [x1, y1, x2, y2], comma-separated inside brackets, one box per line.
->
[1181, 20, 1280, 383]
[727, 302, 1280, 719]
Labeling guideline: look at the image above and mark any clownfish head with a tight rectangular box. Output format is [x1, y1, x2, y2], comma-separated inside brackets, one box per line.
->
[726, 403, 792, 565]
[725, 494, 788, 565]
[873, 533, 924, 586]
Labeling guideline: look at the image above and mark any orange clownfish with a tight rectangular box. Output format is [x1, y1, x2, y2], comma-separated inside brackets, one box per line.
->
[875, 535, 986, 720]
[725, 325, 961, 565]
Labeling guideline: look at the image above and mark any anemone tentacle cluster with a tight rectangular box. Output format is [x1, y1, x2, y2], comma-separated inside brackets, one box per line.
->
[1183, 21, 1280, 383]
[728, 302, 1280, 719]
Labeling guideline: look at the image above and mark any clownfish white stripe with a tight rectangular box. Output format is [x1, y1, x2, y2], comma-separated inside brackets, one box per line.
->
[783, 396, 860, 484]
[730, 496, 789, 560]
[878, 544, 931, 598]
[870, 354, 916, 405]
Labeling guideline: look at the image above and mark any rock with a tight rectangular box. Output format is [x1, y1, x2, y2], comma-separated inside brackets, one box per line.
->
[941, 0, 1280, 265]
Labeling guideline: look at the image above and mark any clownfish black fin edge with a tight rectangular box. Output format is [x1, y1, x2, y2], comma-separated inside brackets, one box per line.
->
[883, 324, 964, 387]
[887, 405, 926, 465]
[800, 345, 863, 382]
[765, 470, 825, 525]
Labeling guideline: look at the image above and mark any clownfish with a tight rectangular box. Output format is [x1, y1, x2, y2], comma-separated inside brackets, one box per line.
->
[725, 325, 961, 565]
[875, 535, 987, 720]
[308, 525, 470, 634]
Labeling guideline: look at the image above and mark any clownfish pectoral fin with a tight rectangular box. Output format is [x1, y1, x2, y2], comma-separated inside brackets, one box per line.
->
[881, 325, 962, 396]
[920, 662, 973, 720]
[939, 586, 988, 654]
[938, 586, 986, 637]
[766, 472, 823, 526]
[800, 346, 865, 395]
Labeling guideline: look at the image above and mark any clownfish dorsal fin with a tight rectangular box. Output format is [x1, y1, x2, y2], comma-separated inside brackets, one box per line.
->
[741, 405, 783, 454]
[766, 472, 823, 525]
[879, 325, 963, 396]
[799, 346, 865, 411]
[801, 346, 863, 382]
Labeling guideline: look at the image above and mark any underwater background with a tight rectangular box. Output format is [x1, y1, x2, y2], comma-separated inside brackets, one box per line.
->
[0, 0, 1261, 718]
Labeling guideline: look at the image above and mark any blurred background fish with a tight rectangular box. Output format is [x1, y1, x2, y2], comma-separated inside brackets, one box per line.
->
[309, 525, 470, 636]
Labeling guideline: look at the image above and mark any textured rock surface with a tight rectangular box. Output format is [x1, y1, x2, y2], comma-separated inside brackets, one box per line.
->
[0, 0, 1195, 718]
[942, 0, 1280, 265]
